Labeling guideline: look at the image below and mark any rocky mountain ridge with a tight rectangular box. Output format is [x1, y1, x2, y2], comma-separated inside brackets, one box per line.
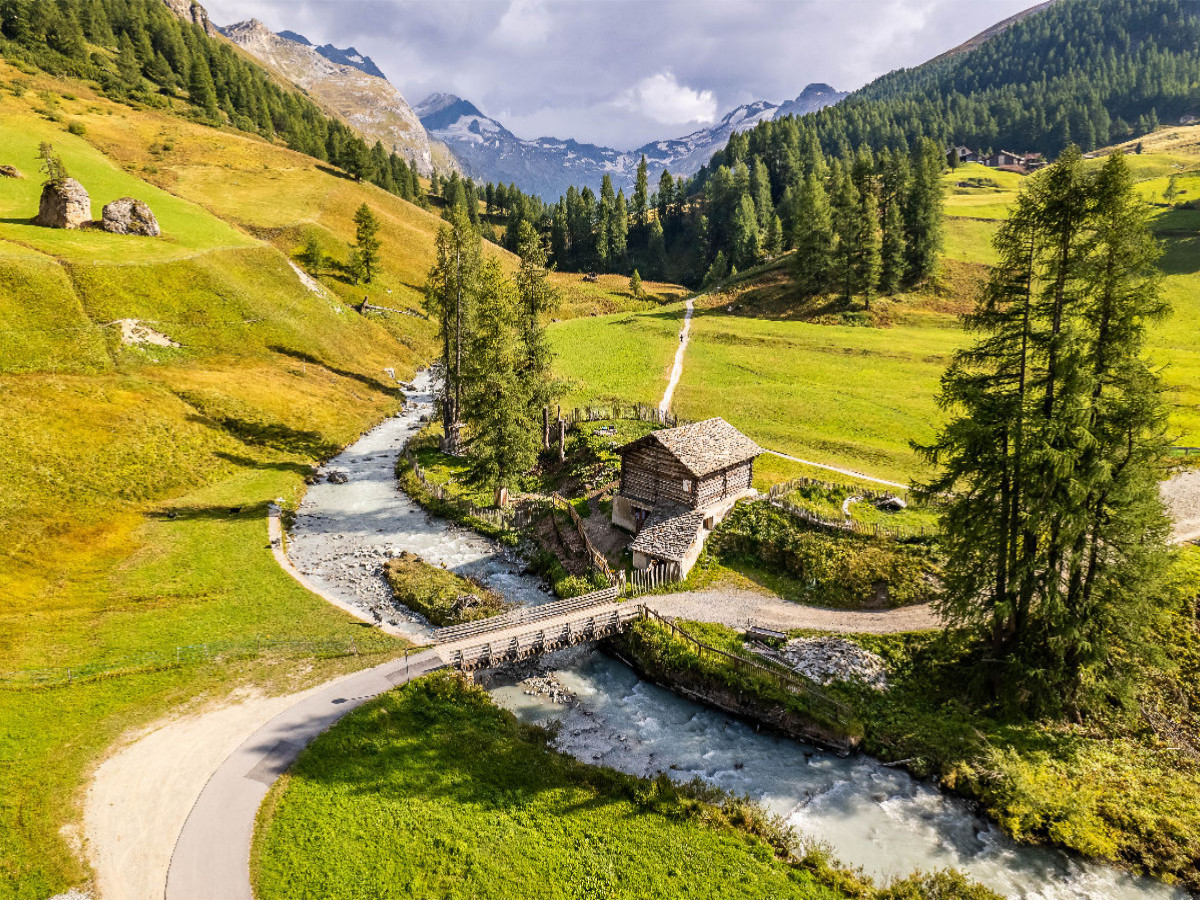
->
[276, 30, 390, 80]
[190, 16, 430, 174]
[418, 83, 848, 198]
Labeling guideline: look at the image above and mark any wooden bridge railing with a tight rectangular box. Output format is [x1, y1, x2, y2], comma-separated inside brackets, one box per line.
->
[549, 492, 616, 583]
[641, 609, 858, 729]
[432, 586, 621, 645]
[401, 448, 535, 530]
[444, 603, 645, 671]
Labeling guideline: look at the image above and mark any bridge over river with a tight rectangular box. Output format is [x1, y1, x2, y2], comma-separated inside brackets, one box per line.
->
[432, 587, 643, 670]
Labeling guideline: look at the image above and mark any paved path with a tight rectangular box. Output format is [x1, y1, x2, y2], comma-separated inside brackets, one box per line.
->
[660, 297, 694, 413]
[166, 650, 443, 900]
[646, 588, 940, 634]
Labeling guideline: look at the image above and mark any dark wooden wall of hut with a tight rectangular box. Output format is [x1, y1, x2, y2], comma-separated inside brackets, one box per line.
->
[619, 445, 696, 507]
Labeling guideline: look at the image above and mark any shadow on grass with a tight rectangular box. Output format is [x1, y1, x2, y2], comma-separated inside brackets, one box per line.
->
[186, 412, 341, 459]
[269, 345, 397, 394]
[257, 675, 686, 823]
[214, 451, 315, 475]
[1159, 233, 1200, 276]
[149, 500, 269, 522]
[315, 164, 357, 183]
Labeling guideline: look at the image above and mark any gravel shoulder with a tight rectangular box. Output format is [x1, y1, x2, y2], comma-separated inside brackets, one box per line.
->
[83, 686, 328, 900]
[645, 587, 941, 633]
[1163, 469, 1200, 544]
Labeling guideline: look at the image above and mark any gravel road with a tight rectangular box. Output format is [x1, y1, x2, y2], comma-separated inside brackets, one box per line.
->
[646, 588, 941, 633]
[1163, 469, 1200, 544]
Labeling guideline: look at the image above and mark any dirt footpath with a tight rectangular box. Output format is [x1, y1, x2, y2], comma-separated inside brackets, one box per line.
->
[83, 686, 325, 900]
[645, 587, 941, 633]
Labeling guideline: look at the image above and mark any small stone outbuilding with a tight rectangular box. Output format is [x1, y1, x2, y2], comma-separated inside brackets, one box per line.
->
[35, 178, 91, 229]
[614, 417, 761, 577]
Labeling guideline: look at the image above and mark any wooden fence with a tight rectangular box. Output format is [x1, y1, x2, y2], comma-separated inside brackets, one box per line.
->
[625, 563, 682, 594]
[641, 609, 857, 730]
[558, 403, 686, 429]
[0, 637, 373, 690]
[401, 448, 535, 530]
[766, 477, 937, 540]
[1171, 447, 1200, 457]
[550, 492, 616, 583]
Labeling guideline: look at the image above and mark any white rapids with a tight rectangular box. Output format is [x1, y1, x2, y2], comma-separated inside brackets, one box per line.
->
[287, 370, 1186, 900]
[492, 653, 1187, 900]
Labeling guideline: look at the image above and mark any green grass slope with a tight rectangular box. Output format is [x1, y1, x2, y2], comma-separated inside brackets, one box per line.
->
[0, 56, 689, 897]
[552, 131, 1200, 482]
[253, 673, 866, 900]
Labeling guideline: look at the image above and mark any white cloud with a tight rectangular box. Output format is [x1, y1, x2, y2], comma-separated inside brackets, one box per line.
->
[492, 0, 552, 47]
[617, 72, 718, 127]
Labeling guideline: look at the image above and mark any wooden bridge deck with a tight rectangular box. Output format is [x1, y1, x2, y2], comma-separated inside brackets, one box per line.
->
[435, 588, 644, 670]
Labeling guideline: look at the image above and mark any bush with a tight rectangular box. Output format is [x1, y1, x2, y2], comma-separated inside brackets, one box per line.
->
[710, 502, 937, 608]
[67, 121, 86, 136]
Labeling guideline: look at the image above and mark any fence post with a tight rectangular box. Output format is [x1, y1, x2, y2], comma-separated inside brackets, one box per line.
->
[66, 668, 72, 685]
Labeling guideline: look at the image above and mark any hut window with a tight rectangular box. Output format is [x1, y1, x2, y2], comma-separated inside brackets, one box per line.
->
[682, 478, 692, 491]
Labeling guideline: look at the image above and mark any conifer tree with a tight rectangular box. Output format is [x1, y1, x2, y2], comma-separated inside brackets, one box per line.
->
[765, 214, 783, 258]
[647, 219, 667, 279]
[463, 258, 538, 494]
[116, 31, 141, 91]
[918, 148, 1171, 713]
[629, 269, 644, 300]
[880, 195, 906, 295]
[657, 170, 674, 227]
[424, 208, 482, 454]
[514, 221, 560, 417]
[352, 204, 381, 283]
[188, 54, 218, 118]
[633, 155, 649, 230]
[832, 171, 862, 304]
[904, 138, 945, 283]
[299, 234, 324, 274]
[791, 172, 835, 295]
[731, 193, 761, 270]
[855, 185, 882, 307]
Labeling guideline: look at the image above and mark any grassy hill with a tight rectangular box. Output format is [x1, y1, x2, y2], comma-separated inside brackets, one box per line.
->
[0, 59, 680, 899]
[551, 129, 1200, 484]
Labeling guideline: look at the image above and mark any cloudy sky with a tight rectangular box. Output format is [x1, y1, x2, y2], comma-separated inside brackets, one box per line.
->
[201, 0, 1039, 149]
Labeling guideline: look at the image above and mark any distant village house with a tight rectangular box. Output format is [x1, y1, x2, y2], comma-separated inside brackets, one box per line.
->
[613, 418, 761, 578]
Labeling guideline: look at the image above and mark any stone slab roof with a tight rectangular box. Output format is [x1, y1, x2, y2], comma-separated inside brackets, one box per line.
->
[620, 417, 762, 478]
[629, 508, 707, 563]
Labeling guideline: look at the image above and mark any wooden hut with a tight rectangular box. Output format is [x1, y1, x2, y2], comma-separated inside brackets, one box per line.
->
[613, 418, 761, 576]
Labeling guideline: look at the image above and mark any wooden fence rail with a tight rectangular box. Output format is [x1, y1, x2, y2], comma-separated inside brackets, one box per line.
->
[550, 492, 616, 583]
[768, 497, 936, 540]
[767, 476, 909, 506]
[0, 637, 370, 689]
[560, 403, 686, 429]
[641, 609, 857, 729]
[401, 449, 535, 530]
[624, 563, 682, 594]
[432, 586, 621, 644]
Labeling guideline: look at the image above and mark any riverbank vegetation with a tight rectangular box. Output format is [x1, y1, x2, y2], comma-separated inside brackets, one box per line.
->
[253, 671, 1000, 900]
[623, 547, 1200, 889]
[382, 552, 512, 627]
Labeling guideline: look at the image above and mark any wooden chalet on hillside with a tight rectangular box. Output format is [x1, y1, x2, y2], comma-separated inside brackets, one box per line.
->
[613, 418, 761, 577]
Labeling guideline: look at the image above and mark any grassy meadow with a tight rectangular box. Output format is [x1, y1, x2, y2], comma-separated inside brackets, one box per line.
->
[0, 60, 682, 899]
[252, 672, 872, 900]
[551, 138, 1200, 483]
